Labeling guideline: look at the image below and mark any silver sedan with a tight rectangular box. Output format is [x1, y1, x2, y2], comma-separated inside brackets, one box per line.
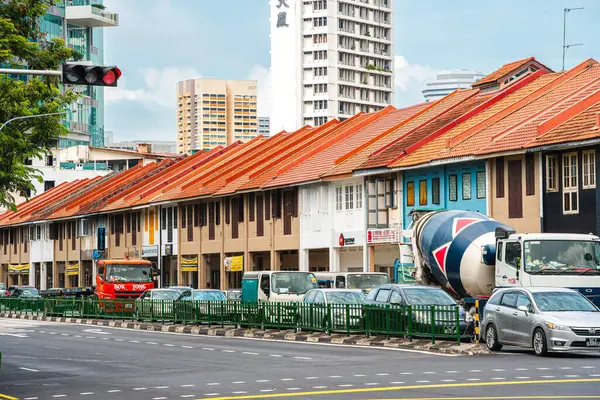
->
[482, 287, 600, 356]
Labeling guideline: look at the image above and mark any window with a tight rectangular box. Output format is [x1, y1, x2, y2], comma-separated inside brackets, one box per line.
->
[419, 180, 427, 205]
[562, 153, 578, 214]
[476, 171, 486, 199]
[448, 175, 457, 201]
[496, 157, 505, 198]
[504, 242, 521, 268]
[500, 292, 518, 308]
[345, 185, 354, 210]
[375, 288, 391, 302]
[462, 173, 472, 200]
[583, 150, 596, 189]
[355, 184, 363, 208]
[249, 193, 255, 222]
[516, 294, 533, 312]
[390, 290, 404, 305]
[46, 155, 54, 167]
[44, 181, 55, 192]
[526, 153, 535, 195]
[335, 186, 343, 211]
[406, 181, 415, 207]
[432, 178, 440, 205]
[546, 155, 558, 191]
[497, 242, 503, 262]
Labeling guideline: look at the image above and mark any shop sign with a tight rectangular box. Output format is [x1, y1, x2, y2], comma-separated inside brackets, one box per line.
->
[141, 245, 158, 258]
[367, 228, 399, 244]
[8, 264, 29, 274]
[338, 233, 356, 247]
[164, 244, 173, 256]
[181, 255, 199, 272]
[67, 262, 79, 276]
[224, 255, 244, 272]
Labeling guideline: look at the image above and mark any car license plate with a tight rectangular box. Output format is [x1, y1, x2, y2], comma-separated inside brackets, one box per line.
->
[586, 338, 600, 347]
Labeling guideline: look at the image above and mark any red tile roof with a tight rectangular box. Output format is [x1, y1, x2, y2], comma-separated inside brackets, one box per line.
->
[472, 57, 553, 88]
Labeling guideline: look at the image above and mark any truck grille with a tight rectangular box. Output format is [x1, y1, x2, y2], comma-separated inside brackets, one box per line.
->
[570, 327, 600, 337]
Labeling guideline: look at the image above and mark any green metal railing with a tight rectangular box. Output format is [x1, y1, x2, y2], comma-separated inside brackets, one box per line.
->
[0, 298, 464, 344]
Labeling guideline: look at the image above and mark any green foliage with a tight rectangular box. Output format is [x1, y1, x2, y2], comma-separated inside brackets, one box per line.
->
[0, 0, 77, 211]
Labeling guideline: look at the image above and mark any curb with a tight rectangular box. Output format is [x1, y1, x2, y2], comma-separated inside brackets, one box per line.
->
[0, 312, 490, 356]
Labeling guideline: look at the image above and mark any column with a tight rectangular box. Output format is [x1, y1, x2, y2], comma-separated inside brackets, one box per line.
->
[29, 263, 36, 288]
[40, 262, 47, 290]
[52, 262, 59, 288]
[299, 249, 309, 272]
[271, 250, 280, 271]
[368, 246, 376, 272]
[0, 264, 5, 286]
[198, 255, 208, 289]
[329, 247, 341, 272]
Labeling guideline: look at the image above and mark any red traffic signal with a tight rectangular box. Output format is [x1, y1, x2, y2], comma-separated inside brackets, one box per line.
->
[62, 64, 121, 87]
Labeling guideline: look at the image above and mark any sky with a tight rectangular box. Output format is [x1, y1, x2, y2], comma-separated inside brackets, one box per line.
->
[103, 0, 600, 143]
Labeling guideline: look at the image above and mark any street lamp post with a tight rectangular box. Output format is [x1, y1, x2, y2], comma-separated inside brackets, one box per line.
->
[0, 111, 68, 132]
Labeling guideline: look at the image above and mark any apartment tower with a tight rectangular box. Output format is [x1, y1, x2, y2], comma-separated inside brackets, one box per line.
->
[176, 79, 258, 154]
[270, 0, 394, 134]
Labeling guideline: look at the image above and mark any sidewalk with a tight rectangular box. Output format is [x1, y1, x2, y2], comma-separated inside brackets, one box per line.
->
[0, 312, 490, 356]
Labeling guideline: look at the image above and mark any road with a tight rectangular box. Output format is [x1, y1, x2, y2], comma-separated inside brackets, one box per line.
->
[0, 318, 599, 399]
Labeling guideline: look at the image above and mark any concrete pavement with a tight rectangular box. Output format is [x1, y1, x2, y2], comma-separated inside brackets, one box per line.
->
[1, 318, 599, 399]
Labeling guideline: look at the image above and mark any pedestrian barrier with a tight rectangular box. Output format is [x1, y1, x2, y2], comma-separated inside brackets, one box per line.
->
[0, 298, 464, 344]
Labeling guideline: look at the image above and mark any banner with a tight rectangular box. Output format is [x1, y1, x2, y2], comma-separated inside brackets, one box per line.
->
[181, 255, 199, 272]
[8, 264, 29, 274]
[67, 262, 79, 276]
[224, 255, 244, 272]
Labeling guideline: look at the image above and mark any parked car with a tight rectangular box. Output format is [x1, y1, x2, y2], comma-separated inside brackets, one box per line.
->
[0, 283, 6, 297]
[299, 289, 365, 330]
[167, 285, 193, 295]
[364, 284, 472, 337]
[5, 286, 40, 298]
[135, 289, 180, 320]
[482, 287, 600, 356]
[175, 289, 229, 322]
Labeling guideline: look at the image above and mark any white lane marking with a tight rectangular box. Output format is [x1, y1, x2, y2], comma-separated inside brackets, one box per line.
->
[181, 395, 195, 398]
[365, 383, 380, 386]
[466, 378, 480, 381]
[232, 392, 247, 394]
[516, 377, 530, 379]
[155, 386, 169, 389]
[44, 346, 60, 350]
[74, 335, 82, 338]
[147, 342, 158, 345]
[86, 336, 95, 339]
[281, 378, 294, 381]
[491, 377, 506, 380]
[353, 374, 366, 377]
[152, 397, 168, 400]
[537, 367, 550, 370]
[24, 397, 39, 400]
[60, 333, 69, 336]
[338, 384, 354, 387]
[582, 366, 595, 369]
[541, 376, 556, 378]
[256, 380, 270, 383]
[80, 393, 94, 396]
[39, 330, 46, 333]
[515, 368, 528, 371]
[390, 382, 405, 384]
[269, 354, 282, 357]
[83, 329, 110, 335]
[52, 396, 66, 398]
[222, 350, 235, 353]
[164, 343, 175, 347]
[492, 369, 506, 372]
[313, 386, 327, 389]
[232, 381, 245, 384]
[107, 390, 121, 393]
[329, 376, 342, 378]
[590, 374, 600, 377]
[243, 352, 259, 355]
[445, 371, 459, 373]
[260, 389, 275, 392]
[559, 367, 573, 370]
[206, 383, 220, 386]
[286, 388, 301, 391]
[565, 375, 580, 378]
[49, 332, 57, 335]
[181, 384, 195, 387]
[400, 372, 413, 375]
[376, 373, 390, 376]
[19, 367, 39, 372]
[441, 379, 456, 382]
[469, 369, 482, 372]
[182, 345, 193, 349]
[100, 337, 109, 340]
[133, 387, 147, 390]
[204, 394, 220, 397]
[203, 347, 215, 351]
[130, 340, 140, 343]
[114, 338, 124, 342]
[305, 377, 318, 380]
[293, 356, 312, 360]
[416, 380, 430, 383]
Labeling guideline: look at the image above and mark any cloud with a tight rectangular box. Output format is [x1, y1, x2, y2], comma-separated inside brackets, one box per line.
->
[105, 67, 202, 110]
[248, 65, 272, 118]
[394, 56, 440, 106]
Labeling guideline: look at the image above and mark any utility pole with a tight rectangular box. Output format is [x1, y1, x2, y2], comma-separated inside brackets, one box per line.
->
[562, 7, 584, 71]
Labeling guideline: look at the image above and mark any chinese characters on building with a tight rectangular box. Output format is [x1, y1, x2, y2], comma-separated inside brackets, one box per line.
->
[276, 0, 290, 28]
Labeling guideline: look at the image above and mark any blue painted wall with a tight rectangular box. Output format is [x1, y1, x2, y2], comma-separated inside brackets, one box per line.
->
[403, 161, 487, 228]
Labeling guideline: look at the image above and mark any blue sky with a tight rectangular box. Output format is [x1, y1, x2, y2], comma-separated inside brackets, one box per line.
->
[103, 0, 599, 142]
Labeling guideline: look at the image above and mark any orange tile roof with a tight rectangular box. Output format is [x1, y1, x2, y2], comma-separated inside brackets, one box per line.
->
[530, 102, 600, 146]
[472, 57, 537, 87]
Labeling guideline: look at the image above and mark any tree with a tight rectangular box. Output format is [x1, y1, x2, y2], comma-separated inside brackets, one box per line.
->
[0, 0, 76, 211]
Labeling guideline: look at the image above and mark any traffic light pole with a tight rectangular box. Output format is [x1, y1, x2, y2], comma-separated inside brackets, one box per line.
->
[0, 68, 62, 77]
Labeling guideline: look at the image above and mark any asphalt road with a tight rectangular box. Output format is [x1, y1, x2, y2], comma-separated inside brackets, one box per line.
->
[1, 318, 599, 400]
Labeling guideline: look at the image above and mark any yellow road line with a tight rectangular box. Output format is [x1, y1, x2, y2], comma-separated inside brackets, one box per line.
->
[198, 378, 600, 400]
[0, 394, 18, 400]
[366, 397, 600, 400]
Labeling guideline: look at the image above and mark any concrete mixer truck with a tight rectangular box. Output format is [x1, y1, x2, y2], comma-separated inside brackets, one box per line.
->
[404, 210, 600, 312]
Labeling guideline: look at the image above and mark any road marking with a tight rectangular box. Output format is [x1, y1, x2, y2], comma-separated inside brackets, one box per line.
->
[515, 377, 530, 379]
[515, 368, 528, 371]
[197, 378, 600, 399]
[329, 376, 342, 378]
[565, 375, 580, 378]
[80, 393, 94, 396]
[155, 386, 169, 389]
[114, 338, 124, 342]
[181, 396, 195, 398]
[286, 388, 301, 391]
[365, 383, 380, 386]
[591, 374, 600, 377]
[256, 380, 270, 383]
[269, 354, 282, 357]
[399, 372, 413, 375]
[74, 335, 82, 338]
[38, 331, 45, 333]
[48, 332, 57, 335]
[541, 376, 555, 378]
[260, 390, 275, 393]
[467, 379, 480, 381]
[100, 337, 109, 340]
[19, 367, 39, 372]
[203, 348, 215, 351]
[559, 367, 573, 370]
[441, 380, 455, 382]
[60, 333, 68, 336]
[537, 367, 550, 370]
[293, 356, 311, 360]
[353, 374, 366, 377]
[338, 384, 354, 387]
[582, 366, 595, 369]
[233, 382, 245, 384]
[469, 370, 482, 372]
[130, 340, 140, 343]
[377, 373, 390, 376]
[243, 352, 258, 355]
[0, 395, 19, 400]
[232, 392, 247, 395]
[416, 381, 430, 383]
[24, 398, 38, 400]
[222, 350, 235, 353]
[491, 378, 506, 380]
[85, 336, 95, 339]
[182, 345, 193, 349]
[207, 383, 220, 386]
[445, 371, 458, 373]
[83, 328, 110, 335]
[204, 394, 220, 397]
[164, 344, 175, 347]
[107, 390, 121, 393]
[133, 388, 147, 390]
[422, 372, 435, 375]
[281, 378, 294, 381]
[305, 377, 318, 380]
[182, 384, 195, 387]
[492, 369, 506, 372]
[152, 397, 168, 400]
[147, 342, 158, 345]
[312, 386, 327, 389]
[390, 382, 405, 385]
[51, 396, 66, 398]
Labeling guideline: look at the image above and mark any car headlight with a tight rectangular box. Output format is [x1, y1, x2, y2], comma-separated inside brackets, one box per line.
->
[544, 321, 570, 331]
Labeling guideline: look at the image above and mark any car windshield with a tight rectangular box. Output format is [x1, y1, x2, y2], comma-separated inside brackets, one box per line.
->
[18, 288, 39, 297]
[169, 287, 191, 294]
[272, 273, 317, 294]
[524, 240, 600, 275]
[105, 264, 153, 283]
[533, 292, 598, 312]
[403, 288, 457, 306]
[326, 291, 365, 304]
[346, 274, 390, 290]
[194, 291, 226, 301]
[0, 283, 5, 290]
[151, 290, 179, 300]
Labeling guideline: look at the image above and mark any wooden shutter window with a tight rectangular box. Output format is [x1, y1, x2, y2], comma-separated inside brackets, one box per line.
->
[496, 157, 505, 198]
[23, 228, 28, 253]
[126, 213, 131, 233]
[525, 153, 535, 196]
[132, 213, 137, 246]
[208, 203, 215, 240]
[238, 196, 244, 222]
[71, 222, 76, 251]
[292, 187, 299, 217]
[249, 193, 255, 222]
[215, 201, 221, 226]
[232, 198, 239, 239]
[508, 160, 523, 218]
[200, 203, 207, 226]
[187, 206, 193, 242]
[225, 198, 231, 225]
[194, 204, 199, 227]
[256, 195, 264, 236]
[283, 190, 293, 235]
[265, 192, 271, 220]
[182, 206, 187, 228]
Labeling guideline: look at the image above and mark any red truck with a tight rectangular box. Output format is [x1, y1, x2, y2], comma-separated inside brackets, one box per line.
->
[96, 259, 154, 313]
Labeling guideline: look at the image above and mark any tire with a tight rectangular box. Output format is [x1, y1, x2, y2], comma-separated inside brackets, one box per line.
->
[533, 328, 548, 357]
[485, 324, 503, 351]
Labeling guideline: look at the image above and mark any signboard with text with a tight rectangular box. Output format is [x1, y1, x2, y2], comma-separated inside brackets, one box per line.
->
[367, 228, 399, 244]
[141, 245, 158, 258]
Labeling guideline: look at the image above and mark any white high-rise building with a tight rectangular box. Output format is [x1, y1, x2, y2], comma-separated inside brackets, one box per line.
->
[270, 0, 394, 135]
[422, 69, 486, 102]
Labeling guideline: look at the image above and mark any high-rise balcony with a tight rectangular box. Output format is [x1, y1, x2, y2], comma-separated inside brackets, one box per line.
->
[65, 1, 119, 28]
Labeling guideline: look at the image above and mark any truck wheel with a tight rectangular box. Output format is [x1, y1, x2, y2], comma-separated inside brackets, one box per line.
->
[485, 324, 502, 351]
[532, 328, 548, 357]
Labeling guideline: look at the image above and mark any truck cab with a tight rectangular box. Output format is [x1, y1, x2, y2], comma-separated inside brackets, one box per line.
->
[313, 272, 390, 293]
[241, 271, 318, 303]
[494, 228, 600, 306]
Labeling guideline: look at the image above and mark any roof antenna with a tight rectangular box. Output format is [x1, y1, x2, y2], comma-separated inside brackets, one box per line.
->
[562, 7, 584, 71]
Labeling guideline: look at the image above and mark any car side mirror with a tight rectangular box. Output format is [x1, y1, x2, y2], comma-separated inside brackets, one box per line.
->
[517, 305, 529, 315]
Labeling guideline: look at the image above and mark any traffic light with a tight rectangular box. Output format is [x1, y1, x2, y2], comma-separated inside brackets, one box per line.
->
[62, 64, 121, 87]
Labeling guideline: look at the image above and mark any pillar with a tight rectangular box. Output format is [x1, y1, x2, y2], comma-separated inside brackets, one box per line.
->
[270, 250, 280, 271]
[198, 254, 208, 289]
[299, 249, 309, 272]
[40, 262, 47, 290]
[369, 246, 376, 272]
[329, 247, 341, 272]
[52, 262, 59, 288]
[29, 263, 36, 288]
[0, 264, 6, 286]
